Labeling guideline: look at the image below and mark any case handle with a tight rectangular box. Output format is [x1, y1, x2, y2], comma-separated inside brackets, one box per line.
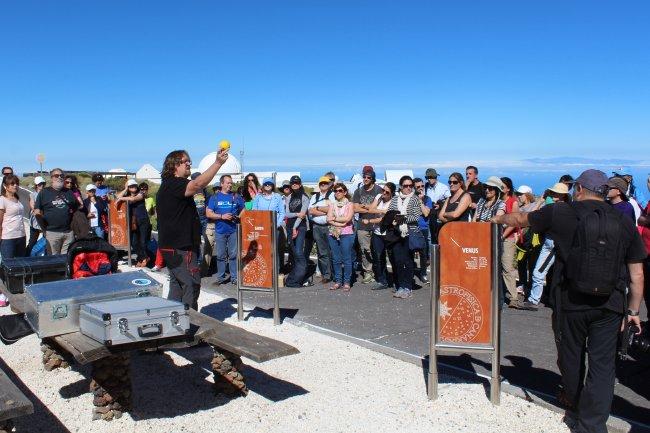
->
[137, 323, 163, 338]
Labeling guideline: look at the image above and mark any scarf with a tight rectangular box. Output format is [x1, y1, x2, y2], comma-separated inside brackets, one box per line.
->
[329, 197, 349, 239]
[396, 192, 413, 237]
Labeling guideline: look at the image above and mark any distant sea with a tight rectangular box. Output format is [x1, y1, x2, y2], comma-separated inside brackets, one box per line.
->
[245, 163, 650, 205]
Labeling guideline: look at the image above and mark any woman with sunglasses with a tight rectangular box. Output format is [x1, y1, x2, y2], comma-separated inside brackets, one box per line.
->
[284, 176, 311, 287]
[327, 183, 355, 291]
[117, 179, 149, 267]
[367, 182, 397, 290]
[0, 175, 26, 307]
[438, 172, 472, 223]
[64, 174, 84, 207]
[387, 176, 425, 299]
[242, 173, 261, 210]
[472, 176, 506, 222]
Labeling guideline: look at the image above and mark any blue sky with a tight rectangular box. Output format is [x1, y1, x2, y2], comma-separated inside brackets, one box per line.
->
[1, 1, 649, 175]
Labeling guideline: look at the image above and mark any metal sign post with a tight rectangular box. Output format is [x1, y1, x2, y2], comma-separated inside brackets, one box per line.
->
[236, 210, 280, 325]
[428, 222, 501, 405]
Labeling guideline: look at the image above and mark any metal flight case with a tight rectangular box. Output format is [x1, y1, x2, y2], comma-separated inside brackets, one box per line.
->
[24, 271, 162, 338]
[0, 255, 68, 294]
[79, 297, 190, 346]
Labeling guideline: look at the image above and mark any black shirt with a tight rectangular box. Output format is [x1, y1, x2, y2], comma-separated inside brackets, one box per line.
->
[466, 181, 486, 204]
[157, 177, 201, 250]
[528, 200, 646, 313]
[34, 187, 78, 232]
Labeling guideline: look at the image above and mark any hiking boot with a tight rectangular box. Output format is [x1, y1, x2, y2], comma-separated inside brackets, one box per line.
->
[361, 273, 375, 284]
[520, 301, 539, 311]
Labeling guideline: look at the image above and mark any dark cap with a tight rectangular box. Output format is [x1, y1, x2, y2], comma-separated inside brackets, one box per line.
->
[607, 177, 629, 200]
[362, 165, 373, 174]
[190, 172, 201, 180]
[425, 168, 439, 178]
[290, 175, 301, 184]
[574, 169, 608, 194]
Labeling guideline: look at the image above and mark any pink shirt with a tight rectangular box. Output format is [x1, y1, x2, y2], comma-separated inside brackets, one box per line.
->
[330, 201, 354, 235]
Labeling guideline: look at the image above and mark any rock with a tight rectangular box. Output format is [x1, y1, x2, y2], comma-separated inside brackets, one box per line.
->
[94, 406, 110, 414]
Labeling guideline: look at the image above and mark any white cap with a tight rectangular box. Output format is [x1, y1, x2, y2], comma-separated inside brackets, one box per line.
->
[516, 185, 533, 195]
[34, 176, 46, 186]
[126, 179, 138, 187]
[85, 184, 97, 192]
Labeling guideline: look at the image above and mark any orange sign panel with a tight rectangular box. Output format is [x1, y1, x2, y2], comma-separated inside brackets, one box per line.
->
[108, 199, 129, 250]
[240, 210, 274, 289]
[438, 222, 493, 345]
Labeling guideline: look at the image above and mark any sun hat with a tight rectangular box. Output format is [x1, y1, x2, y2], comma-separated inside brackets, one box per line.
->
[319, 176, 332, 184]
[548, 182, 569, 195]
[574, 169, 608, 194]
[126, 179, 138, 187]
[484, 176, 505, 192]
[607, 177, 629, 200]
[516, 185, 533, 195]
[425, 168, 439, 178]
[85, 184, 97, 192]
[34, 176, 46, 186]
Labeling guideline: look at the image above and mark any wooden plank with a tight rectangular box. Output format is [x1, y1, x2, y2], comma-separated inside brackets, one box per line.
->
[189, 310, 300, 363]
[52, 333, 111, 365]
[0, 368, 33, 422]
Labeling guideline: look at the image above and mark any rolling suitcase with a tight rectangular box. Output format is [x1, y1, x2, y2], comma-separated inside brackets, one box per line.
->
[1, 255, 68, 294]
[79, 297, 190, 346]
[24, 270, 163, 338]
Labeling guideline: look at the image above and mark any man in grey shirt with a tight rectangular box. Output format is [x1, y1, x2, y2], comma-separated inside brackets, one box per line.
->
[353, 167, 383, 284]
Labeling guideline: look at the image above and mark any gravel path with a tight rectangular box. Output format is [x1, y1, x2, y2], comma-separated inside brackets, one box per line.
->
[1, 269, 571, 433]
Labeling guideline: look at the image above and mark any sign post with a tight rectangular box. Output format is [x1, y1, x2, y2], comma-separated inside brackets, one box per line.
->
[108, 198, 132, 267]
[428, 222, 501, 404]
[236, 210, 280, 325]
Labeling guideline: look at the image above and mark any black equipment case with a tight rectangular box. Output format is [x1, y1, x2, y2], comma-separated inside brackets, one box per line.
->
[0, 255, 68, 294]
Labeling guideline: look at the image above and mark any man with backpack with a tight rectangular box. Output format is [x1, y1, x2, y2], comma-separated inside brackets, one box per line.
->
[308, 176, 334, 284]
[493, 169, 645, 433]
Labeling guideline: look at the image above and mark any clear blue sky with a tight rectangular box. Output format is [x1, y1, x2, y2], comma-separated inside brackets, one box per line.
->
[1, 1, 649, 174]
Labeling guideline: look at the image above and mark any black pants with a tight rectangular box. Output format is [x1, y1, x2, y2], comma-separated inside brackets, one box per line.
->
[131, 219, 151, 262]
[162, 248, 201, 310]
[560, 308, 621, 433]
[26, 227, 41, 256]
[390, 236, 414, 290]
[644, 257, 650, 315]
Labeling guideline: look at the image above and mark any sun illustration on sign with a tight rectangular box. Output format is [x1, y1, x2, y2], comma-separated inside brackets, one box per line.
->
[439, 301, 451, 318]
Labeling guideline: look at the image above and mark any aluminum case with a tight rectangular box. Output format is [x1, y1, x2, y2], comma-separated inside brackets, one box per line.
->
[79, 297, 190, 346]
[24, 271, 162, 338]
[1, 255, 68, 294]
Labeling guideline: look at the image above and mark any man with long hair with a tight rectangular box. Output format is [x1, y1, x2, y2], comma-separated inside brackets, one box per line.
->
[157, 148, 228, 309]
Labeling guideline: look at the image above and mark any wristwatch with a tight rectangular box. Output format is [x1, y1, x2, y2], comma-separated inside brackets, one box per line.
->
[627, 309, 639, 317]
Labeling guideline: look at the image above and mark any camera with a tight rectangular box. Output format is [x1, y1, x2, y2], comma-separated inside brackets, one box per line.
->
[618, 324, 650, 360]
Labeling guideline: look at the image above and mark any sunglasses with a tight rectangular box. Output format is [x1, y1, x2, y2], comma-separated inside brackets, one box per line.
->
[401, 183, 413, 188]
[64, 180, 72, 184]
[426, 176, 436, 180]
[485, 186, 498, 192]
[2, 172, 12, 176]
[180, 159, 192, 165]
[334, 189, 346, 193]
[415, 184, 424, 189]
[382, 190, 391, 195]
[448, 180, 460, 185]
[363, 175, 373, 179]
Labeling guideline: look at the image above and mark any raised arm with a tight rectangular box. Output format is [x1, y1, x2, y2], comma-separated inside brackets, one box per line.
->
[185, 149, 228, 197]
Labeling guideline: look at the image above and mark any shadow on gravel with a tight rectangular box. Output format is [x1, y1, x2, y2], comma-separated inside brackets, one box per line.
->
[0, 357, 70, 433]
[199, 299, 300, 323]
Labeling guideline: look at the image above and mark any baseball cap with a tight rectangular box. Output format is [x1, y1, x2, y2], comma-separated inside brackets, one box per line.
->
[425, 168, 439, 178]
[318, 176, 332, 184]
[85, 184, 97, 192]
[607, 177, 629, 200]
[290, 175, 301, 184]
[126, 179, 138, 187]
[262, 178, 274, 186]
[281, 180, 291, 188]
[34, 176, 46, 186]
[516, 185, 533, 195]
[574, 169, 608, 194]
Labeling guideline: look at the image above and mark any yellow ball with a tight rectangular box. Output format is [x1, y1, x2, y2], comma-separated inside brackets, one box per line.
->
[219, 140, 231, 150]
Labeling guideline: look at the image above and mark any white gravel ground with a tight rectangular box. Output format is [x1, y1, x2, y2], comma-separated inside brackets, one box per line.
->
[1, 269, 571, 433]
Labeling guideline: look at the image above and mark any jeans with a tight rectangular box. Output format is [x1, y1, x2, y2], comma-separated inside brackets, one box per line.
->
[328, 234, 354, 284]
[529, 238, 555, 304]
[215, 231, 238, 282]
[0, 237, 27, 259]
[312, 224, 332, 279]
[45, 230, 74, 255]
[371, 233, 395, 286]
[418, 228, 430, 277]
[91, 225, 105, 239]
[286, 226, 307, 286]
[391, 236, 414, 290]
[162, 248, 201, 310]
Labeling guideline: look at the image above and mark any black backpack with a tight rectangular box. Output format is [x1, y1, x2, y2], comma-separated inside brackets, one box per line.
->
[565, 203, 624, 297]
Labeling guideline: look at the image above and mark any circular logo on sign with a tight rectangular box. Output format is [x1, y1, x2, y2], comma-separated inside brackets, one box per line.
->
[439, 284, 483, 342]
[132, 278, 152, 286]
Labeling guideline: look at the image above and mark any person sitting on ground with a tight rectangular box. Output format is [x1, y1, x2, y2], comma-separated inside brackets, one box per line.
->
[439, 172, 472, 223]
[607, 176, 635, 223]
[327, 183, 355, 291]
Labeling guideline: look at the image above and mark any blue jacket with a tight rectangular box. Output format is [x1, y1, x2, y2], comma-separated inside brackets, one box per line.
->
[252, 192, 286, 228]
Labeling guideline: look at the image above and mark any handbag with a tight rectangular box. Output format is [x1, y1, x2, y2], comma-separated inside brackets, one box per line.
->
[408, 227, 426, 251]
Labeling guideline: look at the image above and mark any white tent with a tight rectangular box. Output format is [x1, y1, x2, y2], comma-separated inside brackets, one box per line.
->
[197, 152, 242, 185]
[136, 163, 161, 185]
